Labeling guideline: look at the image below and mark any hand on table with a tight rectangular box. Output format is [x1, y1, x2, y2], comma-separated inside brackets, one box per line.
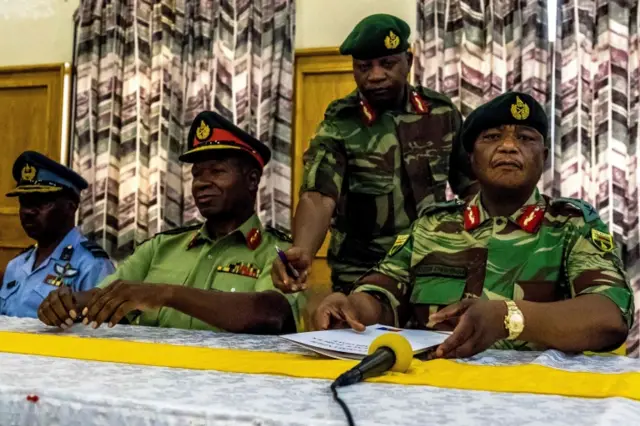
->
[271, 246, 312, 293]
[38, 286, 99, 329]
[312, 292, 365, 331]
[81, 280, 170, 329]
[429, 299, 508, 359]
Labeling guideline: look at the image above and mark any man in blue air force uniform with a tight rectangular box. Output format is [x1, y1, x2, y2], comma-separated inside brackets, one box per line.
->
[0, 151, 115, 321]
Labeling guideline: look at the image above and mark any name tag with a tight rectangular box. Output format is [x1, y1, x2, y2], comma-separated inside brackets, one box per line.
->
[414, 264, 467, 278]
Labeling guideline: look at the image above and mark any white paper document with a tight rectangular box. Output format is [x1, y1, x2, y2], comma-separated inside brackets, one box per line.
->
[280, 324, 451, 360]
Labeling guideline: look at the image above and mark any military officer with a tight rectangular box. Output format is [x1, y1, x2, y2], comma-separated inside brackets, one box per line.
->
[1, 151, 115, 319]
[38, 111, 300, 334]
[272, 14, 477, 294]
[313, 92, 634, 357]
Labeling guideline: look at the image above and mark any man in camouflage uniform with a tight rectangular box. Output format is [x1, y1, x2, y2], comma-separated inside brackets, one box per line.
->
[313, 92, 634, 357]
[272, 14, 476, 294]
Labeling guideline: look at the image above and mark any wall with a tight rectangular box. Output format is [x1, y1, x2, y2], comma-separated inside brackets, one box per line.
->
[0, 0, 79, 67]
[295, 0, 417, 49]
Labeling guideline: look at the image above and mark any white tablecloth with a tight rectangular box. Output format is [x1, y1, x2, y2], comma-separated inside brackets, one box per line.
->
[0, 317, 639, 426]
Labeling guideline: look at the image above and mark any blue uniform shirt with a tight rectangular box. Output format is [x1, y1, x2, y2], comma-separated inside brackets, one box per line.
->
[0, 228, 115, 318]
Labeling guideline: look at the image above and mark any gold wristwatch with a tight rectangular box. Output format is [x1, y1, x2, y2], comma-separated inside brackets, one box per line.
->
[504, 300, 525, 340]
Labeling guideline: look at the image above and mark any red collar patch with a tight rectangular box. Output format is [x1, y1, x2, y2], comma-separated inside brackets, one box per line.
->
[246, 228, 262, 250]
[359, 99, 377, 126]
[516, 205, 545, 233]
[410, 90, 430, 115]
[464, 205, 481, 231]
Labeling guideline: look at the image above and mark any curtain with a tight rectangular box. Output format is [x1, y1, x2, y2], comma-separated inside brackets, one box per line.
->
[554, 0, 640, 356]
[71, 0, 295, 261]
[413, 0, 551, 193]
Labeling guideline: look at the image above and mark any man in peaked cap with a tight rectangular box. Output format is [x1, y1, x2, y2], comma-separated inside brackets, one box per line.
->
[1, 151, 115, 320]
[38, 111, 301, 334]
[272, 13, 477, 295]
[313, 92, 633, 357]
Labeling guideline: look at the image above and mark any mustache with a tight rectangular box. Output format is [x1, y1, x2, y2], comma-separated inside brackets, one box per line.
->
[491, 158, 523, 168]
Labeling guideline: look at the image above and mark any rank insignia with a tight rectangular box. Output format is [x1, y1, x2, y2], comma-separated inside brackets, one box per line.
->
[45, 263, 79, 287]
[21, 164, 37, 182]
[410, 91, 430, 115]
[517, 205, 545, 233]
[464, 205, 481, 231]
[590, 229, 614, 252]
[388, 234, 409, 256]
[187, 233, 204, 250]
[247, 228, 261, 250]
[216, 262, 261, 279]
[359, 99, 377, 126]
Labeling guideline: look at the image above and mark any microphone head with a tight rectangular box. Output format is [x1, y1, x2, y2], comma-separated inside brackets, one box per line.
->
[368, 333, 413, 373]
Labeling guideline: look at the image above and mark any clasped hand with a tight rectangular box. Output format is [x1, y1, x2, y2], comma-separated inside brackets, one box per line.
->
[38, 280, 169, 329]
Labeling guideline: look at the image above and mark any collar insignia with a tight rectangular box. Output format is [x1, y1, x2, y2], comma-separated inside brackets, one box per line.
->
[359, 99, 377, 126]
[247, 228, 262, 250]
[464, 205, 481, 231]
[410, 91, 430, 115]
[516, 205, 545, 233]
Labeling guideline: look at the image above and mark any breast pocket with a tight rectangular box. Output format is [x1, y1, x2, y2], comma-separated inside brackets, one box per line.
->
[411, 277, 467, 306]
[144, 267, 190, 286]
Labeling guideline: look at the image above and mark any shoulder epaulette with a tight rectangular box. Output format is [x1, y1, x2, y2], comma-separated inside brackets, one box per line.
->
[419, 199, 465, 217]
[156, 224, 202, 236]
[265, 226, 293, 243]
[80, 241, 110, 259]
[324, 90, 360, 119]
[413, 85, 457, 108]
[550, 197, 600, 223]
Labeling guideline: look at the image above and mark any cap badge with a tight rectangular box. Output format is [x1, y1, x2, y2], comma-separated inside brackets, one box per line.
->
[195, 120, 211, 141]
[384, 31, 400, 49]
[510, 96, 530, 120]
[21, 164, 36, 182]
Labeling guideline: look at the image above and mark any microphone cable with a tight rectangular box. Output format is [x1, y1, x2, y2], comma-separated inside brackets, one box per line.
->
[330, 382, 355, 426]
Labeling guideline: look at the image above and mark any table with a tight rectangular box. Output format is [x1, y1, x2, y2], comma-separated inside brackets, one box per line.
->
[0, 317, 639, 425]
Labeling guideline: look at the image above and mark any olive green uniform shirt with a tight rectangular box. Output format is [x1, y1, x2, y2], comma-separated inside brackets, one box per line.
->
[98, 214, 300, 331]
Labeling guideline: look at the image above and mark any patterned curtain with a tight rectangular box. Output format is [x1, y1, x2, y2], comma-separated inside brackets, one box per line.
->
[554, 0, 640, 356]
[413, 0, 551, 189]
[71, 0, 295, 261]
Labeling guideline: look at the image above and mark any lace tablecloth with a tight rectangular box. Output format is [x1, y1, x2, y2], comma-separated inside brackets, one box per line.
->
[1, 317, 639, 426]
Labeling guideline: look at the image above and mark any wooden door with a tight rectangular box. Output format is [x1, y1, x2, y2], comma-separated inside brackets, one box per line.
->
[293, 49, 356, 327]
[0, 64, 66, 272]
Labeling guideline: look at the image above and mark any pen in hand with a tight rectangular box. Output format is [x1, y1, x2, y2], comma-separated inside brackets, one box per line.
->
[275, 245, 301, 280]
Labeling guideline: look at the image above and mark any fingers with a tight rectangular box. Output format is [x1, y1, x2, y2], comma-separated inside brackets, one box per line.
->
[312, 293, 349, 330]
[58, 287, 78, 320]
[272, 258, 295, 293]
[429, 299, 474, 324]
[38, 289, 74, 328]
[38, 299, 63, 328]
[272, 250, 310, 293]
[340, 303, 366, 332]
[83, 282, 121, 327]
[106, 301, 136, 328]
[435, 314, 475, 358]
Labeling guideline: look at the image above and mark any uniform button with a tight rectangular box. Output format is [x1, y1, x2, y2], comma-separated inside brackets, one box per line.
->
[230, 288, 236, 292]
[207, 254, 213, 259]
[495, 218, 505, 226]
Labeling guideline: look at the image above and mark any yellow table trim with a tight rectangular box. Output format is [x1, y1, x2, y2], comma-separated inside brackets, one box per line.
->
[1, 331, 639, 401]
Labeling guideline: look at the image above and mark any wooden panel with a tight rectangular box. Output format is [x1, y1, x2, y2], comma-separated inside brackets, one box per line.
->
[293, 48, 356, 297]
[0, 64, 66, 272]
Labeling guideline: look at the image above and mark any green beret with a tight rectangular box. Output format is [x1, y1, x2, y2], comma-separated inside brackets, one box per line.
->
[461, 92, 548, 152]
[339, 14, 410, 60]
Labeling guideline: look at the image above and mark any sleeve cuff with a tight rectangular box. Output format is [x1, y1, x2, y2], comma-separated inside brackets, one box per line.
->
[352, 284, 401, 328]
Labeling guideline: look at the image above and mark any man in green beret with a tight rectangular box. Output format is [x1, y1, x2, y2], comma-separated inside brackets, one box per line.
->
[312, 92, 633, 357]
[37, 111, 300, 334]
[272, 13, 477, 294]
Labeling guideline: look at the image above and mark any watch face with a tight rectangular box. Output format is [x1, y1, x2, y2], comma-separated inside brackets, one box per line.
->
[511, 313, 525, 331]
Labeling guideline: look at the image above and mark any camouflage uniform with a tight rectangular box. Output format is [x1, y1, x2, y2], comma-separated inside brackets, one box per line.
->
[302, 86, 474, 292]
[353, 189, 635, 351]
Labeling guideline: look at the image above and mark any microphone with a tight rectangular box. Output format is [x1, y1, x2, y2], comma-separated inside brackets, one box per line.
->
[331, 333, 414, 388]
